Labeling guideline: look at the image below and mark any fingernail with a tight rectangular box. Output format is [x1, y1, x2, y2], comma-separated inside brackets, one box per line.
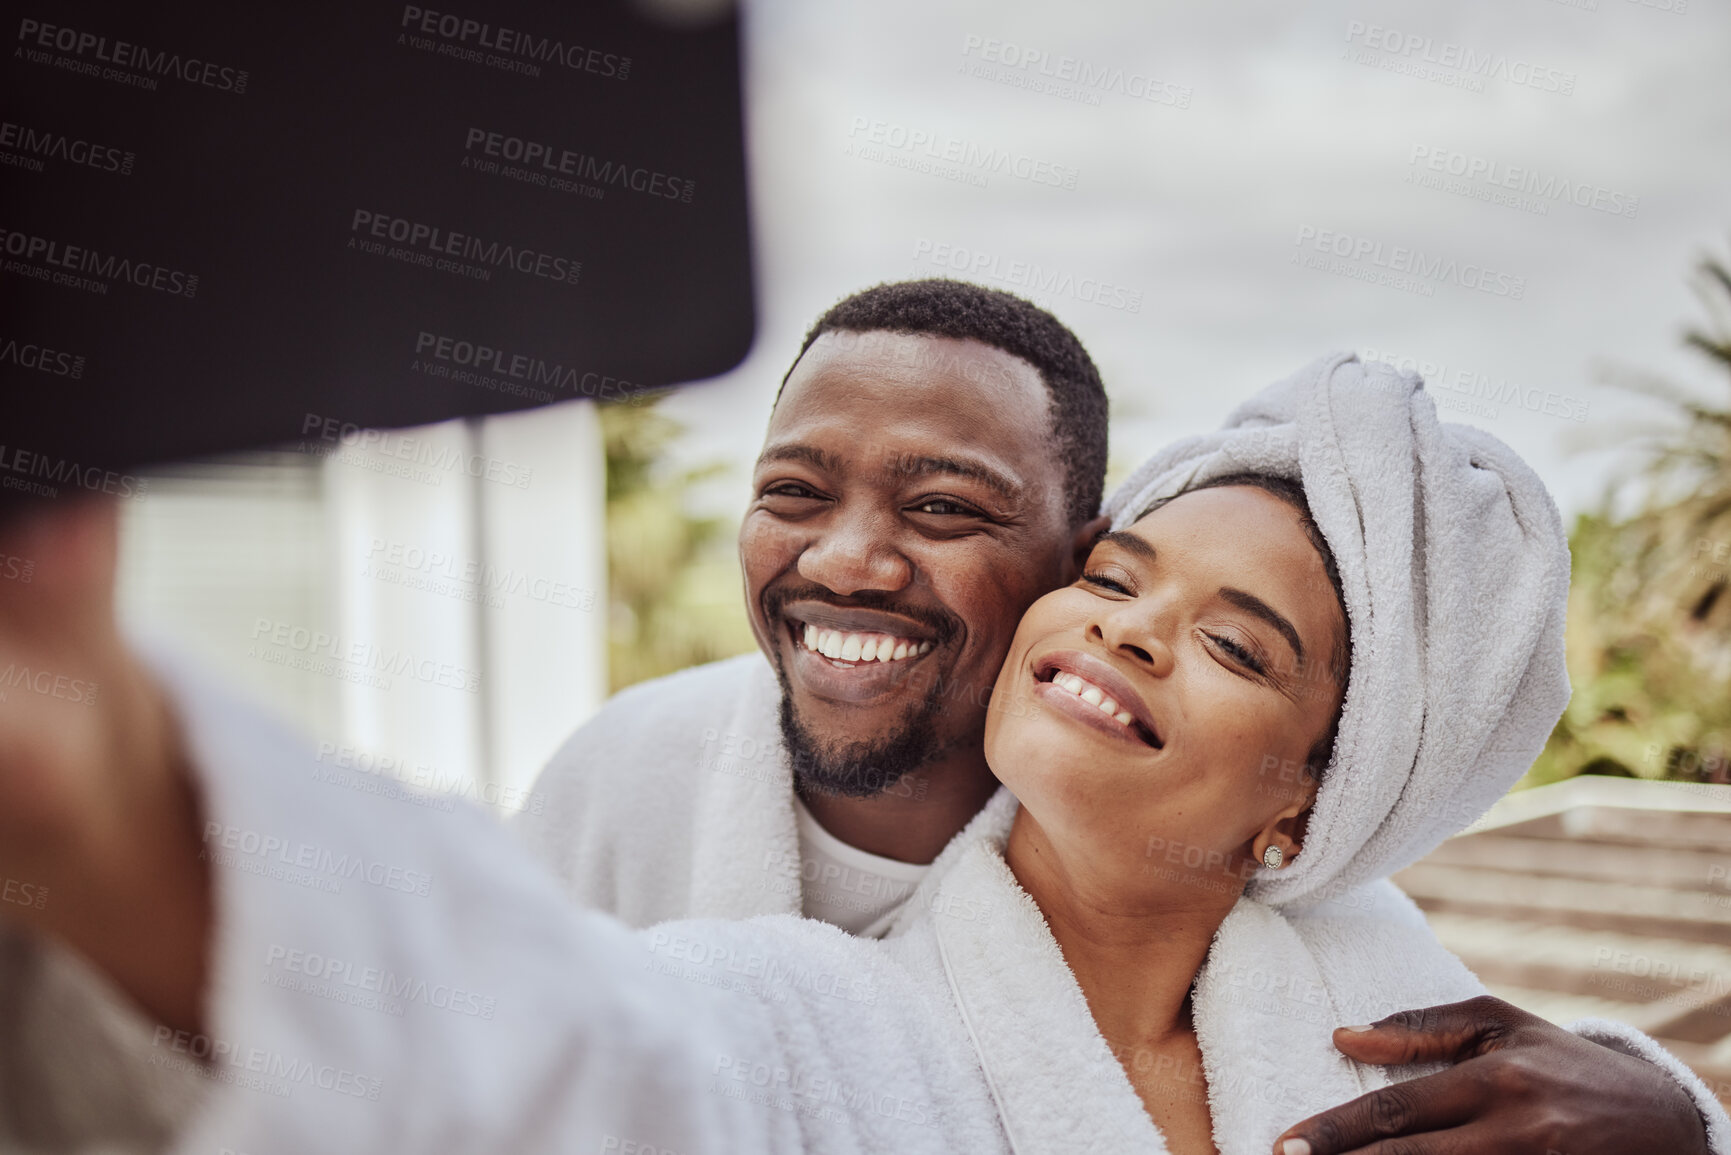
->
[1340, 1024, 1375, 1033]
[1282, 1140, 1312, 1155]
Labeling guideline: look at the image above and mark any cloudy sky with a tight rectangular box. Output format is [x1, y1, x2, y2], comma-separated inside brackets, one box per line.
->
[659, 0, 1731, 522]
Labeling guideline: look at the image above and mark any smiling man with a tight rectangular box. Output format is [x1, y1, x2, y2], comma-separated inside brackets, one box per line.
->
[741, 297, 1113, 866]
[514, 279, 1724, 1154]
[517, 280, 1108, 931]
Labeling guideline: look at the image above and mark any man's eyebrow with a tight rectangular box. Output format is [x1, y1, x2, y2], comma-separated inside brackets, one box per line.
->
[1220, 587, 1305, 665]
[1096, 530, 1158, 564]
[757, 444, 842, 473]
[885, 454, 1023, 501]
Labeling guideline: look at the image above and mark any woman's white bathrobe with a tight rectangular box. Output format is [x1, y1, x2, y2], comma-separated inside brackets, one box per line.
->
[648, 788, 1508, 1155]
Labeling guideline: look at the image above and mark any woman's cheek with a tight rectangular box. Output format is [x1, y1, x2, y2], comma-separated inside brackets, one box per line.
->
[989, 708, 1084, 803]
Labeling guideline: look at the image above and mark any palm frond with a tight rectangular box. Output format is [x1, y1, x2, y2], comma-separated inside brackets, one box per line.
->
[1527, 242, 1731, 788]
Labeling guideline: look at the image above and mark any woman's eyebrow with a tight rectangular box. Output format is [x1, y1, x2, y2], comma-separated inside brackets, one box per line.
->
[1219, 587, 1304, 665]
[1096, 530, 1157, 564]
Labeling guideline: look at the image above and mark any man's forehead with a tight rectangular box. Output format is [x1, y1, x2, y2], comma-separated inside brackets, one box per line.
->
[776, 331, 1050, 431]
[773, 367, 1048, 443]
[792, 329, 1043, 394]
[762, 330, 1064, 499]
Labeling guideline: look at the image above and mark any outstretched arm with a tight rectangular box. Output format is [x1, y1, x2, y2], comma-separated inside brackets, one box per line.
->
[1274, 996, 1724, 1155]
[0, 497, 210, 1036]
[0, 497, 785, 1153]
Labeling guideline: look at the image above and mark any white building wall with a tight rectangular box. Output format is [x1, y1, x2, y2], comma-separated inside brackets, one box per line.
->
[117, 400, 609, 817]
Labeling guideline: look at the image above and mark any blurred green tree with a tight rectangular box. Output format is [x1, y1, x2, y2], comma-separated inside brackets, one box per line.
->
[1525, 250, 1731, 787]
[601, 396, 759, 693]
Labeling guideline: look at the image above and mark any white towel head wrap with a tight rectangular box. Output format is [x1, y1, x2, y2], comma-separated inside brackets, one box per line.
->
[1102, 352, 1571, 908]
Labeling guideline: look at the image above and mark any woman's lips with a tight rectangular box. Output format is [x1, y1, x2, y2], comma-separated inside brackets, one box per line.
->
[1031, 649, 1162, 747]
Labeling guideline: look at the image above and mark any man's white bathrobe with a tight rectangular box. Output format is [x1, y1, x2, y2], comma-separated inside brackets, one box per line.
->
[515, 650, 822, 926]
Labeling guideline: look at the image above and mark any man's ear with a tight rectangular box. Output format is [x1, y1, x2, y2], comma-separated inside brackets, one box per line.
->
[1062, 515, 1111, 584]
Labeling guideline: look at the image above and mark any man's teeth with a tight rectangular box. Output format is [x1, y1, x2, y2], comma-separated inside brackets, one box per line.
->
[801, 623, 932, 663]
[1050, 671, 1136, 726]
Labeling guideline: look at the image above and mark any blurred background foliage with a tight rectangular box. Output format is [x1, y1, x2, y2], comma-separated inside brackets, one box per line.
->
[1524, 249, 1731, 788]
[601, 396, 757, 693]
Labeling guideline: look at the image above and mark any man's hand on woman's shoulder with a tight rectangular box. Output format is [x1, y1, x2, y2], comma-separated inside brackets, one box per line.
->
[1275, 995, 1713, 1155]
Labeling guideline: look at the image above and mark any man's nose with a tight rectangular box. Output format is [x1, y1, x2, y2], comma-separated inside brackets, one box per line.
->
[795, 508, 912, 595]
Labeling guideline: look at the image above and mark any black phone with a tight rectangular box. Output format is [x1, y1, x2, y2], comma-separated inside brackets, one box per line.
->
[0, 0, 755, 483]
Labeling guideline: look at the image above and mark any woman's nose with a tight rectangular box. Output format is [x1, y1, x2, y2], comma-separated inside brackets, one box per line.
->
[1088, 602, 1174, 677]
[795, 509, 913, 596]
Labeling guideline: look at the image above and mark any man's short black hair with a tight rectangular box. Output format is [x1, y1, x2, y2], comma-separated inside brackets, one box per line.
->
[780, 279, 1109, 526]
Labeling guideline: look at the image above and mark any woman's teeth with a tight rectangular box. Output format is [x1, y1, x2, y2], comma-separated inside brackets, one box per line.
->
[801, 623, 932, 663]
[1050, 671, 1136, 726]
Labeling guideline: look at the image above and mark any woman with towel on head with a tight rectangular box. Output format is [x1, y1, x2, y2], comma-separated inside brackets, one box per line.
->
[18, 354, 1723, 1155]
[615, 349, 1719, 1154]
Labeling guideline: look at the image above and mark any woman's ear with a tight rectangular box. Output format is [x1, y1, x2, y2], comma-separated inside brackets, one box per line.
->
[1252, 821, 1303, 870]
[1251, 772, 1319, 869]
[1063, 515, 1112, 583]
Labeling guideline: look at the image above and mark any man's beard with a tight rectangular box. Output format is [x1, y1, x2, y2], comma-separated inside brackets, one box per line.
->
[776, 677, 947, 799]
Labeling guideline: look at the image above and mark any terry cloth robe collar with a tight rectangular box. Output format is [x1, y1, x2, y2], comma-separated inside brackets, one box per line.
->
[1189, 901, 1372, 1155]
[915, 795, 1368, 1155]
[928, 840, 1166, 1154]
[686, 656, 803, 920]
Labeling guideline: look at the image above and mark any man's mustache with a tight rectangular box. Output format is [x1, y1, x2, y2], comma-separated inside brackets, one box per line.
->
[761, 583, 962, 646]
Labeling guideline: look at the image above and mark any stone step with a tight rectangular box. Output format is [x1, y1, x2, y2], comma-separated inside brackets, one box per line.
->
[1479, 980, 1681, 1037]
[1395, 863, 1731, 944]
[1425, 912, 1731, 1039]
[1488, 808, 1731, 854]
[1422, 831, 1729, 892]
[1410, 782, 1731, 1106]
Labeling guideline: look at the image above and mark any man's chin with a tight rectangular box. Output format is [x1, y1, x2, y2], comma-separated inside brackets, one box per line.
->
[779, 685, 942, 800]
[784, 681, 910, 727]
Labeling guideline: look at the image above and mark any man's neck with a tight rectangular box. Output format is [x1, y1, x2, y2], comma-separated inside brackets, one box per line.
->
[796, 749, 999, 864]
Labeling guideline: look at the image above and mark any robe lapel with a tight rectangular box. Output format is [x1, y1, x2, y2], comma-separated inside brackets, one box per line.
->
[881, 787, 1018, 940]
[928, 837, 1370, 1155]
[685, 659, 802, 919]
[931, 842, 1168, 1155]
[1190, 900, 1368, 1155]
